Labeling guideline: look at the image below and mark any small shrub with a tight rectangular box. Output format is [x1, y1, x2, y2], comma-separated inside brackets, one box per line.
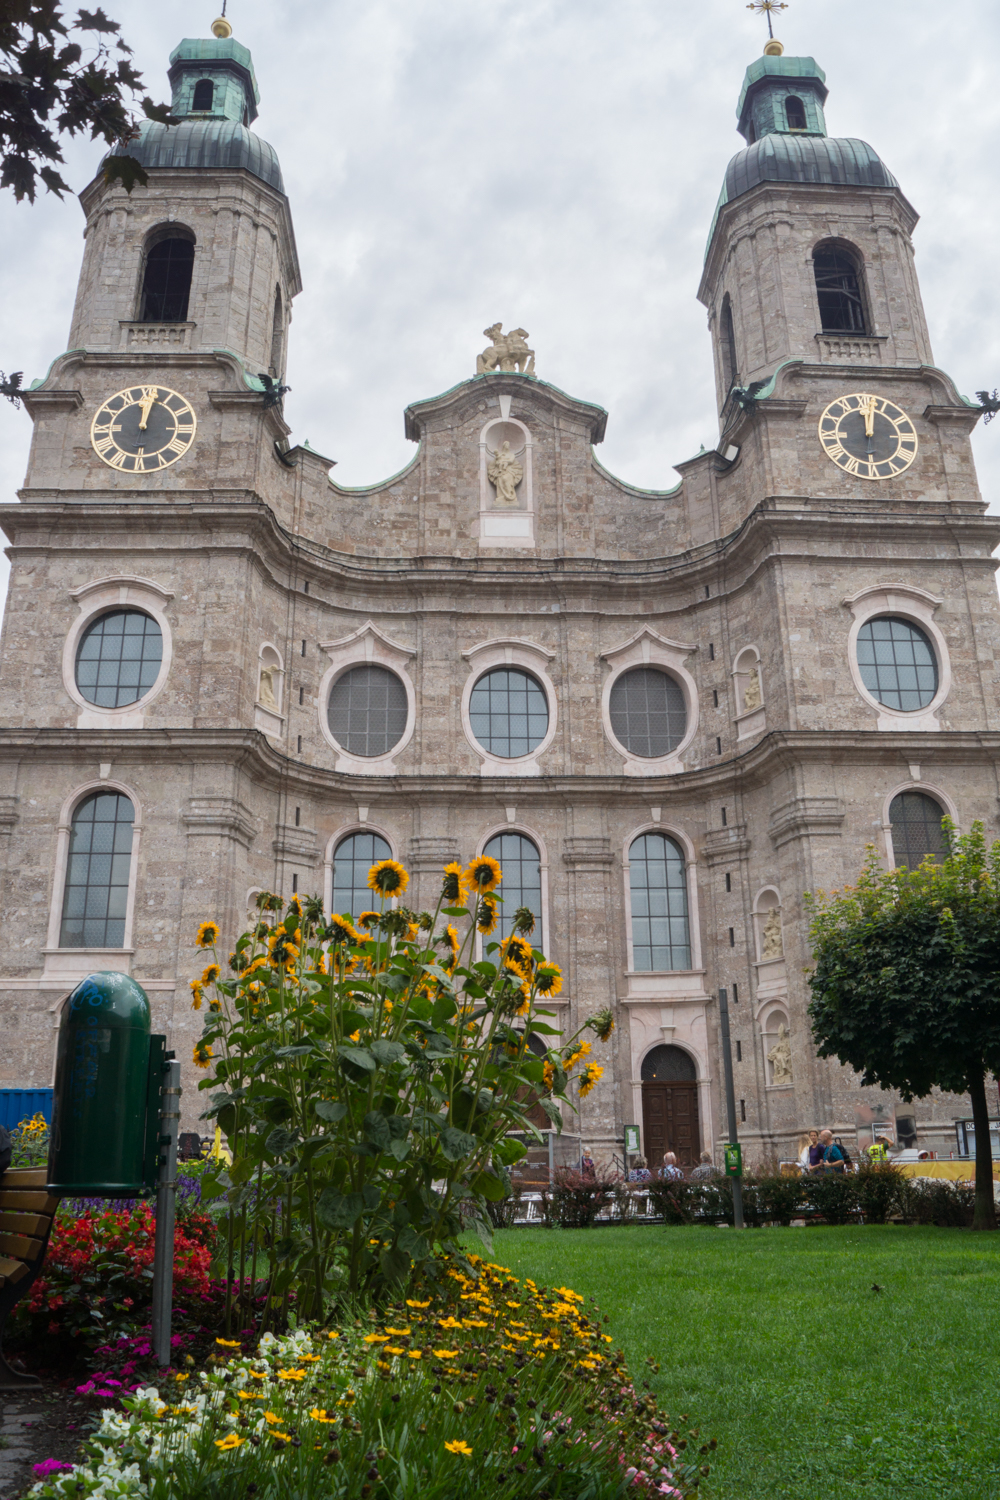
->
[753, 1174, 806, 1227]
[855, 1163, 905, 1224]
[805, 1171, 860, 1225]
[542, 1169, 616, 1227]
[900, 1176, 975, 1227]
[647, 1178, 698, 1224]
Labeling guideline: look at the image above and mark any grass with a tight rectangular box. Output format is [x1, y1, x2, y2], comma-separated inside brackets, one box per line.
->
[492, 1224, 1000, 1500]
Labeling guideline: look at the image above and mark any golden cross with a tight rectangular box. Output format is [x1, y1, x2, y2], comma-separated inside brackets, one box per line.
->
[747, 1, 789, 38]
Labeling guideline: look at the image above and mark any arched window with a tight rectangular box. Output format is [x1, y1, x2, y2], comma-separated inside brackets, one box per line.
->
[139, 236, 195, 322]
[328, 666, 408, 757]
[813, 244, 867, 333]
[469, 668, 548, 759]
[483, 831, 542, 945]
[889, 791, 947, 870]
[192, 79, 214, 112]
[609, 668, 686, 758]
[641, 1045, 696, 1082]
[59, 791, 135, 948]
[629, 833, 690, 972]
[856, 617, 938, 712]
[785, 95, 807, 130]
[332, 831, 391, 920]
[269, 287, 284, 376]
[720, 296, 738, 393]
[75, 609, 162, 709]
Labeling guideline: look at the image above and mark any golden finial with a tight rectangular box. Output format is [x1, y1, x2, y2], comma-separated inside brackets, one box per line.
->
[211, 1, 231, 38]
[747, 1, 788, 47]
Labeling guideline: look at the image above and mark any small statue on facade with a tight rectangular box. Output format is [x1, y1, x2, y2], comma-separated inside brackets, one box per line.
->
[760, 906, 783, 960]
[487, 439, 524, 506]
[477, 323, 536, 376]
[258, 663, 279, 711]
[767, 1023, 793, 1086]
[743, 665, 762, 711]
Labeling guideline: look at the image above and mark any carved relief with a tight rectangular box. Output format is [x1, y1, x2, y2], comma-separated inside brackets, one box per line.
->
[760, 907, 783, 960]
[486, 428, 526, 508]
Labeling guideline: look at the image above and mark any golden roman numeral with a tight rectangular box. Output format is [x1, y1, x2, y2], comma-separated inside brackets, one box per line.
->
[107, 451, 131, 470]
[164, 437, 187, 457]
[842, 456, 862, 475]
[94, 435, 115, 455]
[826, 441, 848, 461]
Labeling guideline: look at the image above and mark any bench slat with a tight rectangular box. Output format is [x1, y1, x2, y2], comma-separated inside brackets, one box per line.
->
[0, 1191, 60, 1213]
[0, 1256, 29, 1284]
[3, 1169, 49, 1186]
[0, 1213, 50, 1237]
[0, 1232, 43, 1258]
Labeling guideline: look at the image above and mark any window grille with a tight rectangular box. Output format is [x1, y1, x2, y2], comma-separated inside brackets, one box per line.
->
[59, 792, 134, 948]
[629, 833, 690, 972]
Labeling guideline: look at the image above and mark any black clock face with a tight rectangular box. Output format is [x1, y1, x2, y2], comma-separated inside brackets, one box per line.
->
[91, 385, 196, 473]
[818, 392, 918, 481]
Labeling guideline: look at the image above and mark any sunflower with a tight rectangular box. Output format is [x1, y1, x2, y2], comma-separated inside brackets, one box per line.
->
[535, 961, 563, 996]
[513, 906, 536, 935]
[476, 895, 498, 935]
[193, 1041, 214, 1069]
[437, 923, 461, 970]
[327, 916, 360, 945]
[201, 963, 221, 985]
[228, 950, 248, 974]
[501, 935, 533, 978]
[441, 862, 466, 902]
[195, 920, 220, 949]
[464, 854, 502, 893]
[542, 1060, 555, 1091]
[514, 985, 531, 1017]
[356, 910, 380, 930]
[256, 891, 283, 913]
[587, 1006, 615, 1043]
[368, 859, 409, 897]
[286, 895, 303, 919]
[578, 1062, 604, 1098]
[563, 1039, 591, 1072]
[189, 980, 204, 1011]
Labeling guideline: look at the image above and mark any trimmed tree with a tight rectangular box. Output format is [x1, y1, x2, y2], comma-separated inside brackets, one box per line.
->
[806, 822, 1000, 1231]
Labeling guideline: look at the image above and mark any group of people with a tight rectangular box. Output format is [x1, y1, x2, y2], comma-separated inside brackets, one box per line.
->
[798, 1128, 891, 1174]
[624, 1150, 718, 1183]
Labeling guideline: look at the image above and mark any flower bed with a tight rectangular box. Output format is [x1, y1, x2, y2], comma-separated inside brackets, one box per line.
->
[26, 1257, 712, 1499]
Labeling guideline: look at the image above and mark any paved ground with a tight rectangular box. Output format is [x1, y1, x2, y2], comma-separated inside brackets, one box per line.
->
[0, 1387, 90, 1500]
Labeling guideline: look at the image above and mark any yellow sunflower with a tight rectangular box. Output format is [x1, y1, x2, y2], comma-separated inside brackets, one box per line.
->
[442, 861, 466, 901]
[193, 1041, 214, 1069]
[368, 859, 409, 897]
[356, 910, 380, 930]
[476, 894, 498, 935]
[201, 963, 221, 985]
[190, 980, 204, 1010]
[535, 962, 563, 996]
[195, 920, 220, 949]
[464, 854, 502, 893]
[327, 916, 360, 945]
[578, 1062, 604, 1098]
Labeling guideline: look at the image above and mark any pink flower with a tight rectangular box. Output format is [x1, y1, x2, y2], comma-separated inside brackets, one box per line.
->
[33, 1460, 74, 1478]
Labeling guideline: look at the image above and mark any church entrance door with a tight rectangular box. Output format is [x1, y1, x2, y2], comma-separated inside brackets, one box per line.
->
[642, 1081, 700, 1170]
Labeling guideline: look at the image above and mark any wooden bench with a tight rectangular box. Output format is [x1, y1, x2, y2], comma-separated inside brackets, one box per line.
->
[0, 1167, 61, 1388]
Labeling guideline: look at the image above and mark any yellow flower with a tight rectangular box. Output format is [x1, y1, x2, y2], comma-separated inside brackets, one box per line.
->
[385, 1345, 406, 1355]
[442, 861, 466, 901]
[349, 1029, 361, 1043]
[310, 1408, 336, 1423]
[264, 1412, 282, 1424]
[326, 1331, 340, 1340]
[476, 894, 498, 935]
[579, 1062, 604, 1098]
[215, 1338, 241, 1348]
[464, 855, 502, 893]
[385, 1326, 411, 1335]
[327, 916, 360, 945]
[189, 981, 204, 1010]
[215, 1433, 244, 1451]
[368, 859, 409, 897]
[196, 920, 220, 949]
[542, 1060, 554, 1091]
[193, 1041, 213, 1069]
[535, 962, 563, 996]
[445, 1440, 473, 1457]
[277, 1367, 306, 1380]
[406, 1299, 432, 1309]
[271, 1432, 292, 1443]
[587, 1005, 615, 1043]
[202, 963, 221, 985]
[248, 1370, 267, 1380]
[563, 1040, 591, 1072]
[357, 909, 380, 930]
[238, 1391, 264, 1401]
[433, 1349, 459, 1359]
[407, 1350, 422, 1359]
[363, 1334, 390, 1344]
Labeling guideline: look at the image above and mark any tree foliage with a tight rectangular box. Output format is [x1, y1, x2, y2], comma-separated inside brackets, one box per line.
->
[806, 822, 1000, 1230]
[0, 2, 173, 202]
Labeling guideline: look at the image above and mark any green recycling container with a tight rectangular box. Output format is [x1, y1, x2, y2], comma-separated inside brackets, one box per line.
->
[47, 971, 152, 1195]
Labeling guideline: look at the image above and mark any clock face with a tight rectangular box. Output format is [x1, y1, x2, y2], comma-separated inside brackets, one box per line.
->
[818, 392, 918, 481]
[90, 385, 196, 473]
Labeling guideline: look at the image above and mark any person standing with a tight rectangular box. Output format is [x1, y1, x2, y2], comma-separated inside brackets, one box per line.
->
[580, 1150, 596, 1181]
[819, 1129, 848, 1174]
[806, 1129, 825, 1174]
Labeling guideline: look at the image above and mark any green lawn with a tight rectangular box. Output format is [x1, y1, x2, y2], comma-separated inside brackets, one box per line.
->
[493, 1224, 1000, 1500]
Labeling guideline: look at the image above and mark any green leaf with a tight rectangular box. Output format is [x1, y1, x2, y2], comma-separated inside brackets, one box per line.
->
[314, 1100, 347, 1123]
[494, 1136, 527, 1166]
[380, 1245, 410, 1283]
[370, 1039, 405, 1067]
[443, 906, 469, 917]
[439, 1125, 478, 1161]
[229, 1156, 256, 1185]
[101, 154, 148, 194]
[265, 1127, 300, 1157]
[362, 1184, 381, 1211]
[315, 1188, 364, 1231]
[538, 1096, 564, 1131]
[397, 1225, 430, 1259]
[274, 1044, 313, 1058]
[198, 1169, 231, 1201]
[432, 994, 458, 1027]
[363, 1111, 392, 1152]
[339, 1045, 377, 1072]
[471, 1169, 508, 1202]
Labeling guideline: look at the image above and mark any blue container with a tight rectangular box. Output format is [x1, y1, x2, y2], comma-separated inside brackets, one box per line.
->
[0, 1087, 53, 1131]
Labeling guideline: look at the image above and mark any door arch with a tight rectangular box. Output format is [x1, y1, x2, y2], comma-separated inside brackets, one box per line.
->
[641, 1044, 700, 1170]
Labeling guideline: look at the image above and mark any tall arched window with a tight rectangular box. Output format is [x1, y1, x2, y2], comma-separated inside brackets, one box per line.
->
[889, 791, 947, 870]
[192, 79, 215, 111]
[269, 287, 284, 376]
[139, 236, 195, 322]
[720, 296, 738, 392]
[813, 244, 867, 333]
[629, 833, 690, 972]
[483, 831, 542, 945]
[332, 831, 391, 921]
[785, 95, 807, 130]
[59, 791, 135, 948]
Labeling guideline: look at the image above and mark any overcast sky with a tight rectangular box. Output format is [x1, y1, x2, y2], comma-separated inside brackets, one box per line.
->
[1, 0, 999, 611]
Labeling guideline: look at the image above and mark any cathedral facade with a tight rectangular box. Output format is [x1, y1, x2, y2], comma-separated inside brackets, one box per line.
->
[1, 25, 997, 1164]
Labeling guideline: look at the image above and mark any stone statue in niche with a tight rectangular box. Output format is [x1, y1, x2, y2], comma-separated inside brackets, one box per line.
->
[488, 440, 524, 506]
[767, 1023, 793, 1085]
[258, 664, 279, 711]
[477, 323, 536, 375]
[760, 907, 783, 960]
[743, 665, 762, 711]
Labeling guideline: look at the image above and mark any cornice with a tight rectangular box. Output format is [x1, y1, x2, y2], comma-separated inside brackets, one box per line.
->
[404, 373, 608, 445]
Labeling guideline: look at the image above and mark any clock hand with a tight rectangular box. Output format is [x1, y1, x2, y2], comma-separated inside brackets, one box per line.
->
[137, 387, 157, 431]
[860, 395, 877, 439]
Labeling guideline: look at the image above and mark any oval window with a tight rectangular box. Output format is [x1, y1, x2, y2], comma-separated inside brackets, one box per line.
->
[856, 617, 938, 711]
[327, 665, 408, 757]
[609, 667, 687, 757]
[75, 609, 163, 709]
[469, 668, 549, 758]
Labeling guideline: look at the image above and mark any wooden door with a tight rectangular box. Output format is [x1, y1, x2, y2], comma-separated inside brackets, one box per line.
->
[642, 1081, 700, 1170]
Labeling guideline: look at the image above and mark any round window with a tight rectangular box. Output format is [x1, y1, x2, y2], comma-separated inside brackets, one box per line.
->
[856, 617, 938, 711]
[469, 668, 549, 759]
[75, 609, 163, 708]
[609, 667, 687, 757]
[327, 665, 408, 757]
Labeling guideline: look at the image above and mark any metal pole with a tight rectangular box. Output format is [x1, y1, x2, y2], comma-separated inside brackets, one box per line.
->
[717, 988, 744, 1230]
[151, 1059, 181, 1366]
